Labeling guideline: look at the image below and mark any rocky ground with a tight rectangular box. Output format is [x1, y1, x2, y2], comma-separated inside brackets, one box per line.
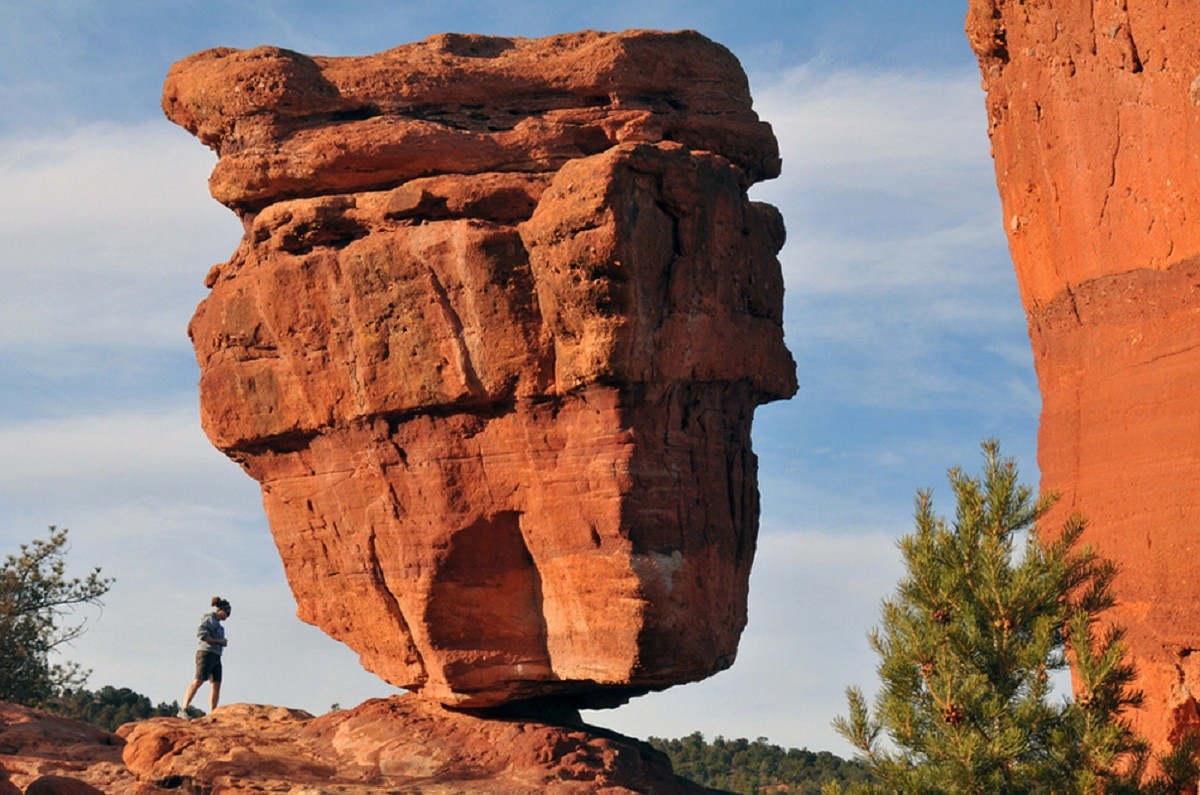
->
[0, 696, 731, 794]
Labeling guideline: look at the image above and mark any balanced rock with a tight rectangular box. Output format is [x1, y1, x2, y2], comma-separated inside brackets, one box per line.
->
[969, 0, 1200, 747]
[165, 31, 795, 708]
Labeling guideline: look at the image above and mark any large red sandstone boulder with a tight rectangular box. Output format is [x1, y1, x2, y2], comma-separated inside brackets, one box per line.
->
[119, 698, 728, 794]
[968, 0, 1200, 748]
[165, 30, 795, 709]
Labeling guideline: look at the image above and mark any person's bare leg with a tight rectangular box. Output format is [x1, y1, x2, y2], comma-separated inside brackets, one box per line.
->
[209, 680, 221, 712]
[182, 679, 201, 711]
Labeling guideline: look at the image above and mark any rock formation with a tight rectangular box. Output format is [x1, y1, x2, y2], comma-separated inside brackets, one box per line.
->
[0, 702, 139, 793]
[120, 697, 722, 794]
[968, 0, 1200, 748]
[164, 31, 795, 710]
[0, 699, 730, 794]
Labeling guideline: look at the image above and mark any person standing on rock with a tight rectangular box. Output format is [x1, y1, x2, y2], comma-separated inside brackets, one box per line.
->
[180, 596, 231, 716]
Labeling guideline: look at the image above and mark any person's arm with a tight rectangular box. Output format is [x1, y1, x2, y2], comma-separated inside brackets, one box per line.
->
[196, 617, 228, 646]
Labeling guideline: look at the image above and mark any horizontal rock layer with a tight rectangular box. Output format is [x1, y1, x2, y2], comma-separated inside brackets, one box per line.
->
[163, 31, 780, 214]
[167, 31, 795, 708]
[968, 0, 1200, 748]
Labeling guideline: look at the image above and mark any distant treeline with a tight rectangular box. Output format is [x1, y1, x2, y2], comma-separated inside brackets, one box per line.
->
[649, 732, 867, 795]
[43, 685, 188, 731]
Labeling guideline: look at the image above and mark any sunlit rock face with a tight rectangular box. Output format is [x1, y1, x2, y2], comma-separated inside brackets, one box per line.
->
[164, 30, 795, 709]
[969, 0, 1200, 748]
[119, 698, 720, 794]
[0, 698, 720, 794]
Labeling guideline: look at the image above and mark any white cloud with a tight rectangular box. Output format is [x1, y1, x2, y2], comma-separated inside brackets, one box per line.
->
[0, 403, 265, 581]
[749, 63, 1007, 310]
[742, 64, 1034, 417]
[0, 405, 215, 485]
[0, 122, 241, 354]
[783, 213, 1006, 300]
[751, 64, 994, 204]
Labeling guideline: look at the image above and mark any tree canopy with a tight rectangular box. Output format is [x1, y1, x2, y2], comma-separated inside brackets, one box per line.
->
[832, 442, 1197, 794]
[43, 685, 185, 731]
[0, 526, 113, 705]
[648, 732, 867, 794]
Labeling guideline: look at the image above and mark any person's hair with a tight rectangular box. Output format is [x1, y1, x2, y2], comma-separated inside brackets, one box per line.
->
[211, 596, 232, 614]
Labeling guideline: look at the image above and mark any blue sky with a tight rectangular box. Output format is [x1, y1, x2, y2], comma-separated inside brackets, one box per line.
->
[0, 1, 1042, 754]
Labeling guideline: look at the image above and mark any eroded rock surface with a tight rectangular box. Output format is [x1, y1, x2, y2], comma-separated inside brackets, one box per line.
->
[119, 698, 725, 794]
[968, 0, 1200, 748]
[0, 699, 727, 794]
[0, 702, 146, 793]
[165, 31, 795, 708]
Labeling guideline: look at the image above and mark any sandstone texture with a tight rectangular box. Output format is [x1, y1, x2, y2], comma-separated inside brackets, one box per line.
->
[968, 0, 1200, 748]
[0, 702, 144, 793]
[164, 31, 795, 709]
[120, 697, 726, 794]
[0, 699, 728, 794]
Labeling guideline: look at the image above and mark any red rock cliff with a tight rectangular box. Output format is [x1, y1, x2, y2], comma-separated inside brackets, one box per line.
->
[164, 31, 795, 709]
[968, 1, 1200, 748]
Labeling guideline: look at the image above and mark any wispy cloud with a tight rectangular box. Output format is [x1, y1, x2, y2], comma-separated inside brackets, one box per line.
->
[751, 64, 994, 204]
[745, 64, 1033, 419]
[0, 404, 222, 490]
[0, 122, 240, 354]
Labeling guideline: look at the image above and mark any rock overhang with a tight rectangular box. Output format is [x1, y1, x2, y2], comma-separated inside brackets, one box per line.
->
[166, 28, 796, 709]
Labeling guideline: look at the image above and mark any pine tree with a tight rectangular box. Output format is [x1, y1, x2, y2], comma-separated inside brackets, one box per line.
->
[0, 526, 113, 705]
[832, 441, 1194, 794]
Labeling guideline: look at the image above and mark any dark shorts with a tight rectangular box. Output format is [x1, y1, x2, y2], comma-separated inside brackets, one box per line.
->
[194, 650, 223, 683]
